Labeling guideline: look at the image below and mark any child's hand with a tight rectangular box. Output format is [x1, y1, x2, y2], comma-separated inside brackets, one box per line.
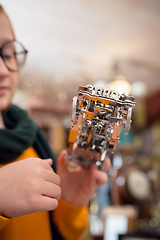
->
[0, 158, 61, 217]
[57, 150, 111, 206]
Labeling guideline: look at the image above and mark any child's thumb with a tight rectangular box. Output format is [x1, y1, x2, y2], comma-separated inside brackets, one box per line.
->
[44, 158, 53, 166]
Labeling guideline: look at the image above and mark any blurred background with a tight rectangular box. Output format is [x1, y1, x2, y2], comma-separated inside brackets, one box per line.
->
[2, 0, 160, 239]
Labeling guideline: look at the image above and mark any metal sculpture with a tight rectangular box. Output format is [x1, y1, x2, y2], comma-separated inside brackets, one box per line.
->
[67, 84, 136, 169]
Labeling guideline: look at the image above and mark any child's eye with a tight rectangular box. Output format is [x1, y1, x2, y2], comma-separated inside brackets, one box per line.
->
[3, 54, 12, 60]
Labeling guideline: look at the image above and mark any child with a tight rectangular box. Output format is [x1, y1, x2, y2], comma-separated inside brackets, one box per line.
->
[0, 5, 111, 240]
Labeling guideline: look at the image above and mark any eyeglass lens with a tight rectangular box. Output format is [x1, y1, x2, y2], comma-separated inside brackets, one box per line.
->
[2, 41, 27, 71]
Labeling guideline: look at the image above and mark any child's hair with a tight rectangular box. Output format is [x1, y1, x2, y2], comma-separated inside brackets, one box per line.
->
[0, 5, 15, 39]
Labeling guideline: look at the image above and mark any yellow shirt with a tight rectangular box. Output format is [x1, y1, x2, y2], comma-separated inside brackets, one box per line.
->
[0, 147, 88, 240]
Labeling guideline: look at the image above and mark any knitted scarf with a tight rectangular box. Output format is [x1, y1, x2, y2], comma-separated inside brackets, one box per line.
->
[0, 105, 56, 171]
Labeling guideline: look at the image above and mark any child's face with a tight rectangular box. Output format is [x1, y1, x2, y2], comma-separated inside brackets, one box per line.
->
[0, 12, 19, 111]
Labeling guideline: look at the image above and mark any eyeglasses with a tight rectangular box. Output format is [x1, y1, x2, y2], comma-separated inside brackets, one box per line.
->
[0, 40, 28, 71]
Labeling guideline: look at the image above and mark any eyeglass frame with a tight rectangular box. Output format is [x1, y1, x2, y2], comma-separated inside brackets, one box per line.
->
[0, 39, 28, 72]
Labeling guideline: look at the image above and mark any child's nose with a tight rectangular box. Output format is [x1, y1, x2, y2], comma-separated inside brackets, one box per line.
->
[0, 57, 9, 78]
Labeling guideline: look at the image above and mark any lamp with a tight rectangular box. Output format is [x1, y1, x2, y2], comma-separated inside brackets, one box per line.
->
[108, 60, 131, 95]
[108, 75, 131, 95]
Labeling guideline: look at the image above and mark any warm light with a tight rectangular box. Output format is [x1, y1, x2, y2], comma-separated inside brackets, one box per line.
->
[90, 201, 99, 214]
[108, 75, 131, 95]
[130, 81, 148, 97]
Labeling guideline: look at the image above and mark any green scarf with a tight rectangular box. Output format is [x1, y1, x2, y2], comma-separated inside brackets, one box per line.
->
[0, 105, 56, 172]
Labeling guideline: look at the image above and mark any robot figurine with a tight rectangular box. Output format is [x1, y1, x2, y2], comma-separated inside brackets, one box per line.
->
[67, 84, 136, 169]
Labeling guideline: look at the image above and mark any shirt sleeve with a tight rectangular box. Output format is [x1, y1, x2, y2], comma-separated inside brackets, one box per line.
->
[52, 198, 88, 240]
[0, 215, 11, 230]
